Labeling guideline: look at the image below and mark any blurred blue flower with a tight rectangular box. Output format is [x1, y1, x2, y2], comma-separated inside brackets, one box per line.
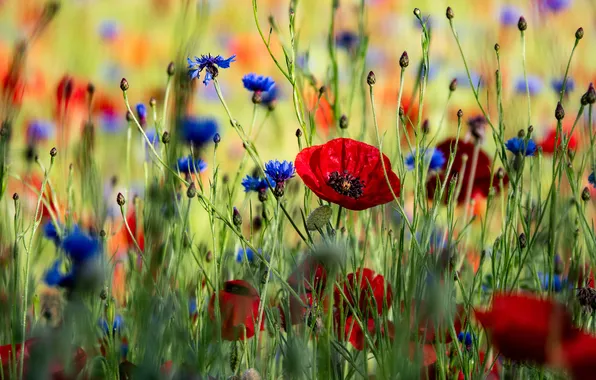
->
[589, 172, 596, 188]
[336, 30, 359, 51]
[551, 78, 574, 94]
[99, 112, 123, 133]
[62, 229, 101, 264]
[260, 85, 279, 108]
[236, 247, 260, 263]
[180, 116, 219, 147]
[457, 331, 473, 346]
[296, 53, 309, 71]
[241, 175, 272, 193]
[187, 54, 236, 85]
[98, 20, 120, 42]
[454, 71, 483, 89]
[264, 160, 295, 185]
[26, 120, 54, 145]
[405, 148, 446, 171]
[189, 298, 197, 315]
[538, 272, 563, 292]
[500, 5, 522, 26]
[515, 75, 543, 95]
[100, 315, 124, 336]
[505, 137, 537, 156]
[44, 260, 70, 287]
[136, 103, 147, 123]
[242, 73, 275, 93]
[145, 129, 160, 147]
[541, 0, 572, 12]
[177, 156, 207, 174]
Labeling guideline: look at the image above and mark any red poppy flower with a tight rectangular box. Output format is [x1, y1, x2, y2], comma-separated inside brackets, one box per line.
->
[55, 75, 87, 120]
[208, 280, 264, 341]
[124, 208, 144, 253]
[559, 332, 596, 380]
[427, 138, 506, 204]
[474, 293, 580, 364]
[295, 138, 401, 211]
[282, 256, 328, 327]
[345, 316, 395, 351]
[335, 268, 392, 317]
[540, 123, 578, 154]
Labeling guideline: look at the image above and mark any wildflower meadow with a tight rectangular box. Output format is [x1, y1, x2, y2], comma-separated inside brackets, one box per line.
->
[2, 0, 596, 378]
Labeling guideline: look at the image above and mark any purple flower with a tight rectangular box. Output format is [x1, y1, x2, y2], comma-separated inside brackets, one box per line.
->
[187, 54, 236, 86]
[26, 120, 54, 144]
[500, 5, 522, 26]
[98, 20, 120, 42]
[541, 0, 572, 13]
[515, 75, 543, 95]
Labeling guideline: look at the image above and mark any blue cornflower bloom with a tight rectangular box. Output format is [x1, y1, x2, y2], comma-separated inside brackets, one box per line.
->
[551, 78, 574, 94]
[241, 175, 272, 193]
[264, 160, 295, 184]
[242, 73, 275, 93]
[180, 116, 219, 147]
[538, 273, 563, 292]
[541, 0, 572, 12]
[457, 331, 473, 346]
[98, 20, 120, 42]
[44, 260, 69, 287]
[236, 247, 259, 263]
[336, 30, 359, 51]
[515, 75, 543, 95]
[43, 220, 61, 245]
[187, 54, 236, 86]
[177, 156, 207, 174]
[26, 120, 54, 144]
[589, 172, 596, 188]
[99, 111, 122, 133]
[260, 85, 279, 108]
[405, 148, 446, 171]
[189, 298, 197, 315]
[136, 103, 147, 123]
[454, 71, 483, 89]
[100, 315, 124, 336]
[505, 137, 537, 156]
[62, 229, 101, 264]
[500, 5, 521, 26]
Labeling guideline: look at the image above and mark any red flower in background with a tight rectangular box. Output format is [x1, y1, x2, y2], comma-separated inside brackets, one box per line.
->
[208, 280, 263, 341]
[540, 123, 578, 154]
[55, 75, 87, 120]
[559, 332, 596, 380]
[474, 293, 580, 364]
[335, 268, 392, 317]
[345, 316, 395, 351]
[426, 138, 506, 204]
[282, 256, 328, 327]
[295, 138, 401, 211]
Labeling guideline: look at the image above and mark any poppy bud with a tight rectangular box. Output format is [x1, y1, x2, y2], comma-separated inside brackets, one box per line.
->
[120, 78, 129, 92]
[518, 233, 526, 249]
[446, 6, 454, 20]
[413, 8, 421, 17]
[295, 129, 302, 138]
[117, 192, 125, 207]
[339, 115, 348, 129]
[575, 27, 584, 40]
[161, 131, 170, 144]
[167, 62, 175, 77]
[213, 133, 221, 144]
[581, 93, 589, 106]
[367, 71, 376, 86]
[187, 182, 196, 198]
[252, 91, 262, 104]
[494, 43, 500, 52]
[582, 187, 591, 201]
[555, 102, 565, 120]
[517, 16, 527, 31]
[399, 51, 409, 68]
[233, 207, 242, 228]
[449, 78, 457, 92]
[50, 147, 57, 157]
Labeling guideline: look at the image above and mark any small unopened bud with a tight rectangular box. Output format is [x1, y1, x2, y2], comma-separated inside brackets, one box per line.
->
[213, 133, 221, 144]
[517, 16, 527, 31]
[187, 183, 196, 198]
[518, 233, 527, 249]
[161, 131, 170, 144]
[449, 78, 457, 92]
[494, 43, 500, 52]
[99, 230, 106, 238]
[446, 6, 454, 20]
[126, 111, 133, 122]
[575, 27, 584, 40]
[12, 193, 19, 201]
[233, 207, 242, 228]
[100, 288, 108, 300]
[581, 93, 589, 106]
[149, 97, 156, 107]
[367, 71, 376, 86]
[517, 129, 526, 138]
[528, 125, 534, 134]
[457, 109, 463, 118]
[117, 192, 125, 206]
[496, 167, 505, 180]
[555, 102, 565, 120]
[422, 119, 429, 134]
[120, 78, 129, 91]
[295, 129, 302, 138]
[205, 250, 213, 262]
[399, 51, 409, 68]
[252, 216, 263, 231]
[50, 147, 57, 157]
[167, 62, 175, 76]
[587, 83, 596, 104]
[339, 115, 348, 129]
[413, 8, 421, 17]
[318, 86, 326, 98]
[582, 187, 591, 201]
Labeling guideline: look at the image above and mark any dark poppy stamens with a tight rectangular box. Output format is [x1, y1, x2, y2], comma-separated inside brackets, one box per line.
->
[327, 171, 365, 199]
[224, 282, 253, 296]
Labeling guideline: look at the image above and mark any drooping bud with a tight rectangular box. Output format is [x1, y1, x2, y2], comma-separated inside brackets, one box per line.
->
[213, 133, 221, 144]
[413, 8, 421, 17]
[399, 51, 409, 68]
[457, 109, 463, 118]
[494, 43, 500, 52]
[50, 147, 57, 157]
[366, 71, 376, 86]
[295, 129, 302, 138]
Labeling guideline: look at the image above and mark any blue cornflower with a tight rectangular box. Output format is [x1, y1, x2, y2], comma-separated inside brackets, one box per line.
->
[538, 273, 563, 292]
[177, 156, 207, 174]
[180, 116, 219, 147]
[241, 175, 272, 193]
[336, 30, 359, 51]
[98, 20, 120, 42]
[189, 298, 197, 315]
[242, 73, 275, 93]
[44, 260, 69, 287]
[136, 103, 147, 123]
[26, 120, 54, 144]
[62, 229, 101, 264]
[264, 160, 295, 185]
[515, 75, 543, 95]
[187, 54, 236, 86]
[260, 85, 279, 108]
[43, 220, 61, 245]
[236, 247, 259, 263]
[589, 172, 596, 188]
[100, 315, 124, 336]
[541, 0, 572, 12]
[99, 111, 122, 133]
[457, 331, 473, 346]
[505, 137, 537, 156]
[551, 78, 574, 94]
[145, 129, 160, 147]
[500, 5, 521, 26]
[405, 148, 446, 171]
[454, 71, 483, 89]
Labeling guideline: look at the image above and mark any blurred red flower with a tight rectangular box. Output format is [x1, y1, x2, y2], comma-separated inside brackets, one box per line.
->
[457, 351, 500, 380]
[474, 293, 580, 364]
[295, 138, 401, 211]
[426, 138, 506, 204]
[335, 268, 392, 317]
[282, 256, 328, 327]
[208, 280, 263, 341]
[540, 123, 577, 154]
[345, 316, 394, 351]
[559, 332, 596, 380]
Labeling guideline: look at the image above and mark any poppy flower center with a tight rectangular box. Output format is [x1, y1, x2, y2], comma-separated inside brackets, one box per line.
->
[327, 171, 364, 199]
[224, 282, 252, 296]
